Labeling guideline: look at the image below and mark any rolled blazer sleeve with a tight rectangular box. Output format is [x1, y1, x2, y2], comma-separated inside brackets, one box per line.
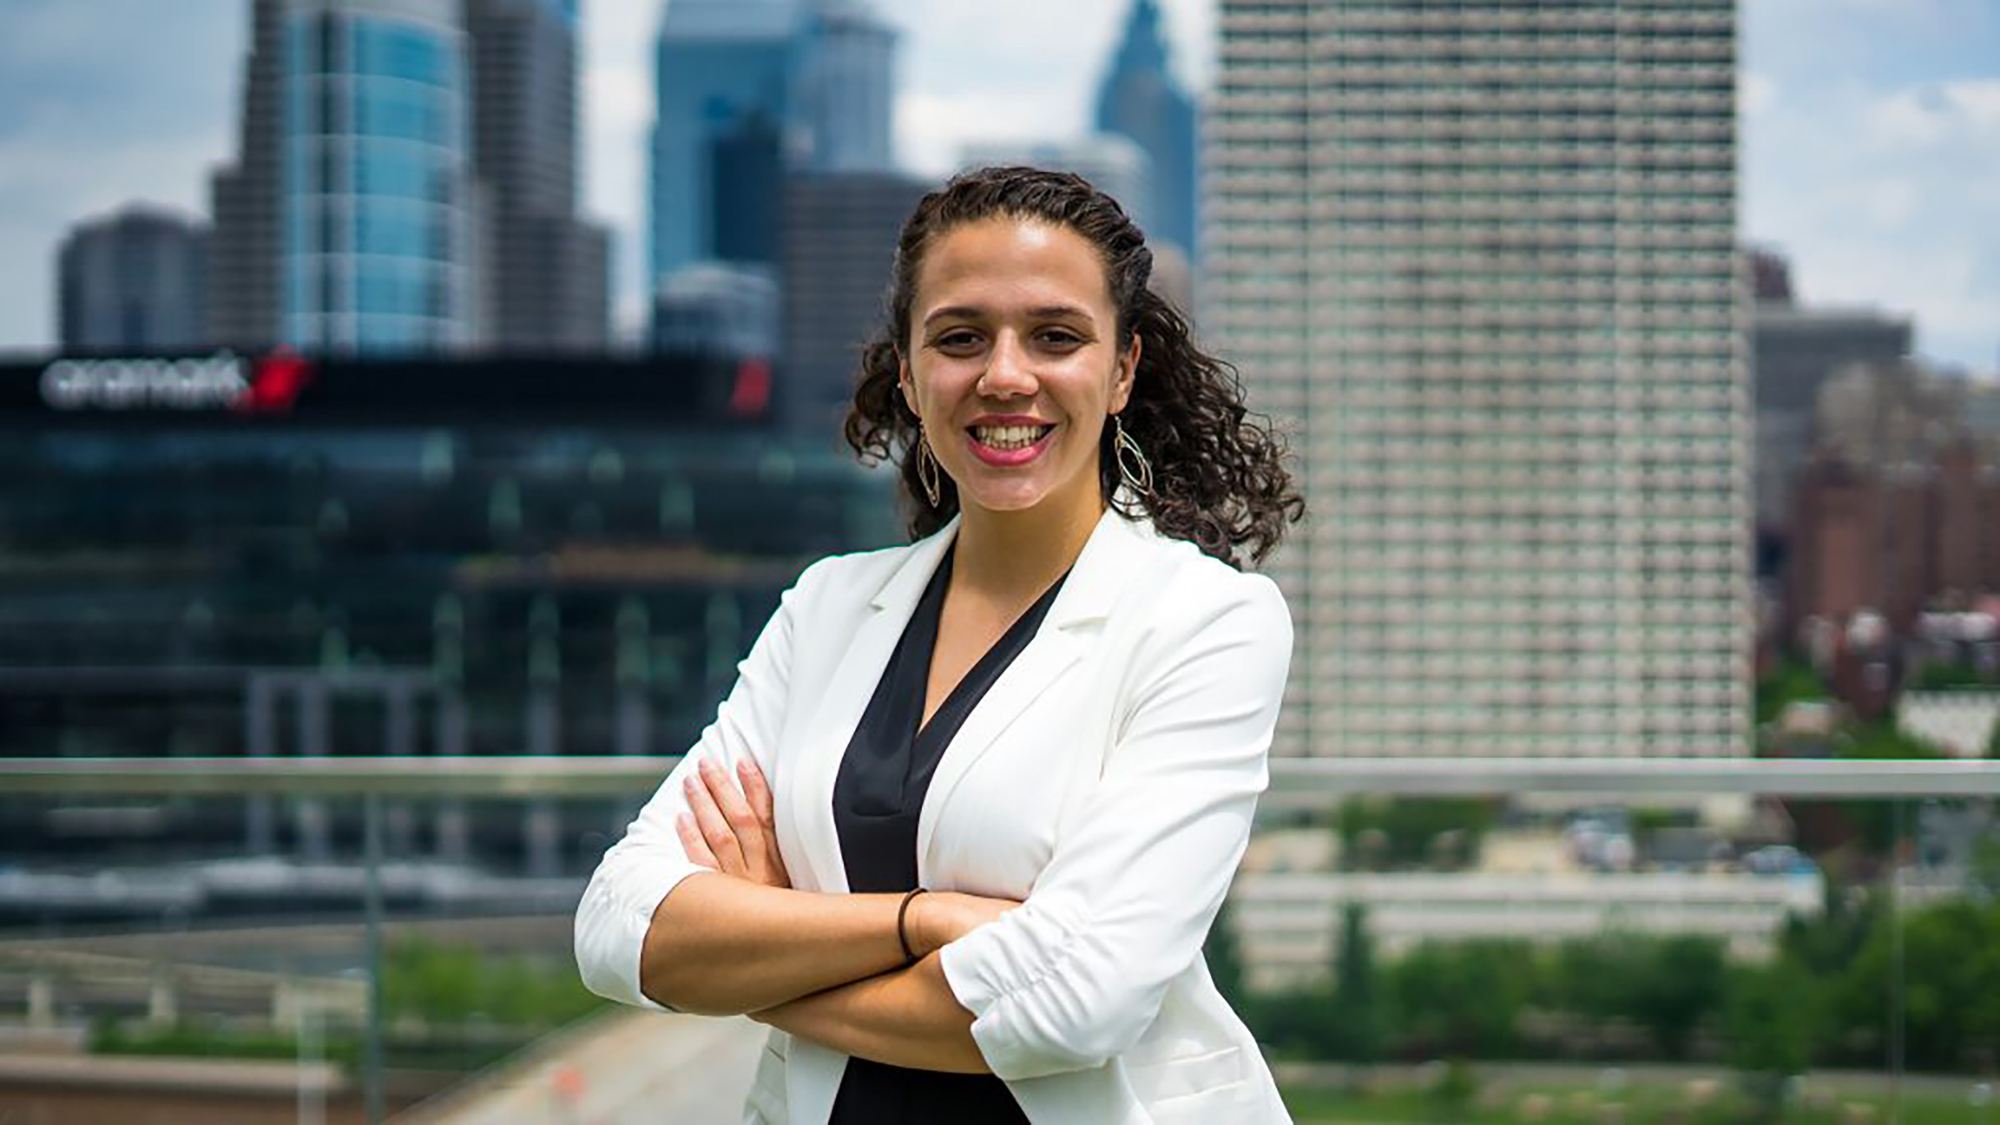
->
[938, 570, 1293, 1080]
[571, 560, 816, 1012]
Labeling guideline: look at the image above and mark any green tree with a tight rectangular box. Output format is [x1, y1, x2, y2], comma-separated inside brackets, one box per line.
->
[1633, 934, 1729, 1060]
[1726, 957, 1816, 1122]
[1554, 932, 1727, 1059]
[1204, 898, 1245, 1004]
[1832, 896, 2000, 1072]
[1913, 661, 1989, 691]
[1756, 652, 1826, 725]
[1389, 939, 1534, 1058]
[1337, 797, 1498, 870]
[1333, 902, 1383, 1064]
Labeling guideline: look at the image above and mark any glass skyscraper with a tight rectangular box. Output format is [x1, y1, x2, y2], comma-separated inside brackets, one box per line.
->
[1209, 0, 1749, 759]
[466, 0, 611, 352]
[1093, 0, 1198, 259]
[648, 0, 895, 290]
[280, 0, 475, 352]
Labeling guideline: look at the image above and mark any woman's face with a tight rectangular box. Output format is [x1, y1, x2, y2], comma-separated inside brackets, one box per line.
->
[900, 216, 1137, 523]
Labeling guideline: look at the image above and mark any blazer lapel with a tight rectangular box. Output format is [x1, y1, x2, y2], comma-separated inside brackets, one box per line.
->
[915, 507, 1153, 871]
[782, 518, 960, 896]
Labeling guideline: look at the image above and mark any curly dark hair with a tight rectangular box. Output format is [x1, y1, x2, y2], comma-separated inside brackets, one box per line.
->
[843, 165, 1303, 568]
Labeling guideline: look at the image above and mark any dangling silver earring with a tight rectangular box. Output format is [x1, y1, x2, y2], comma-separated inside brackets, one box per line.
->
[1113, 415, 1153, 496]
[916, 429, 943, 506]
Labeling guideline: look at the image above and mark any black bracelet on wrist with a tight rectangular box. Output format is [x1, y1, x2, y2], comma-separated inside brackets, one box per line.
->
[897, 887, 928, 965]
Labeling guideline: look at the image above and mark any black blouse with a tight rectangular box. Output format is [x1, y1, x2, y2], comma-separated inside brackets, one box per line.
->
[826, 544, 1066, 1124]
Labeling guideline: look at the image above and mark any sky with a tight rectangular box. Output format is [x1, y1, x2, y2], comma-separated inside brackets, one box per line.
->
[0, 0, 1993, 372]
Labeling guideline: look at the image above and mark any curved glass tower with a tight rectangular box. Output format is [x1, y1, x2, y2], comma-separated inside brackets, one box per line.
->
[281, 0, 473, 352]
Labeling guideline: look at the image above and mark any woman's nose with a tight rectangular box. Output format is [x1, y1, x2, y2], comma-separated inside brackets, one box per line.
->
[979, 333, 1038, 398]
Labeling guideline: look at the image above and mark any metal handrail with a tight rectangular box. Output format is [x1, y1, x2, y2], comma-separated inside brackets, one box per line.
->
[2, 755, 1996, 799]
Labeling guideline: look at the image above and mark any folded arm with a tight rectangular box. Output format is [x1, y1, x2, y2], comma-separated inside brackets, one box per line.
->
[577, 565, 887, 1015]
[751, 953, 989, 1073]
[575, 559, 1019, 1017]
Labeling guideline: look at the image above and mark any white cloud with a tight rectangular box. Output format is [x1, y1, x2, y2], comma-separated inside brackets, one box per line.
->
[897, 91, 1059, 177]
[1863, 79, 2000, 148]
[1740, 72, 1777, 118]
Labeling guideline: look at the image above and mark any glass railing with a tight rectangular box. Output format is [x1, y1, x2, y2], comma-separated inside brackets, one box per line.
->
[1, 756, 1995, 1125]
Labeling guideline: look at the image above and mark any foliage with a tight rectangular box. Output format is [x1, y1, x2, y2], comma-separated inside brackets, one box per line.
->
[1388, 939, 1535, 1058]
[383, 936, 604, 1029]
[1973, 832, 2000, 898]
[1824, 724, 1943, 857]
[1549, 932, 1726, 1060]
[1827, 896, 2000, 1072]
[1838, 720, 1946, 762]
[1912, 661, 1991, 692]
[1337, 797, 1499, 870]
[1241, 892, 2000, 1078]
[1334, 903, 1384, 1064]
[88, 938, 608, 1074]
[1424, 1057, 1478, 1116]
[1756, 653, 1826, 726]
[1280, 1078, 1993, 1125]
[1725, 958, 1814, 1121]
[92, 1019, 359, 1066]
[1777, 883, 1878, 978]
[1205, 897, 1245, 1004]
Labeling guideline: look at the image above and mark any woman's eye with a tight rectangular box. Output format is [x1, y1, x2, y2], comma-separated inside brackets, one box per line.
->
[1037, 329, 1084, 348]
[934, 331, 982, 351]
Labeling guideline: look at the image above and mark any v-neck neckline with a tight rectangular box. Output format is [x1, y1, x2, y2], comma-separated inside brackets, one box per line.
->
[911, 543, 1071, 747]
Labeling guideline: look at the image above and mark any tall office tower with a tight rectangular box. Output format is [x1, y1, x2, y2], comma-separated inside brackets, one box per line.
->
[1210, 0, 1749, 759]
[57, 206, 210, 352]
[467, 0, 611, 352]
[210, 0, 285, 349]
[213, 0, 480, 353]
[649, 0, 895, 288]
[1752, 302, 1910, 564]
[1093, 0, 1198, 260]
[780, 171, 930, 435]
[794, 0, 897, 173]
[652, 0, 798, 284]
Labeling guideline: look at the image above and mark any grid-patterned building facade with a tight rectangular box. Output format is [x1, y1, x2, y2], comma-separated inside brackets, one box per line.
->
[1208, 0, 1749, 758]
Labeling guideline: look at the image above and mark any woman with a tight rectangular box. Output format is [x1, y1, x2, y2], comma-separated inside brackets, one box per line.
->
[575, 166, 1303, 1124]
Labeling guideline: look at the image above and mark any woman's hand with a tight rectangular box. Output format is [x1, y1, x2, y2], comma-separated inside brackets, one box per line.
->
[678, 754, 791, 889]
[906, 891, 1021, 958]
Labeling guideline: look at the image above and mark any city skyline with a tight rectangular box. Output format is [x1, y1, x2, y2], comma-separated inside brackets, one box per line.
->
[0, 0, 1995, 369]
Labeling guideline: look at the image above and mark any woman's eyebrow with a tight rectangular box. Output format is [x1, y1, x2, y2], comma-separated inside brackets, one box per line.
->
[922, 305, 985, 327]
[922, 303, 1096, 328]
[1025, 304, 1094, 322]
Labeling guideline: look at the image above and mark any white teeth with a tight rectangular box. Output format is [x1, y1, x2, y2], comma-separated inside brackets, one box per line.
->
[972, 424, 1050, 451]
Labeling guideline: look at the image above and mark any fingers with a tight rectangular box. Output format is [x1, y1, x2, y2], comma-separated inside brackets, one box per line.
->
[737, 759, 791, 885]
[737, 757, 777, 829]
[703, 757, 767, 857]
[676, 810, 719, 869]
[683, 763, 748, 874]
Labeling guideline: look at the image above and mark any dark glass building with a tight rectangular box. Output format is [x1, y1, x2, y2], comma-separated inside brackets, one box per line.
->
[0, 351, 893, 767]
[780, 171, 930, 436]
[57, 206, 210, 353]
[1093, 0, 1198, 260]
[648, 0, 896, 289]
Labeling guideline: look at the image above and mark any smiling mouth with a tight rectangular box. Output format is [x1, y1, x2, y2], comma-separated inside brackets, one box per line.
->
[968, 423, 1056, 452]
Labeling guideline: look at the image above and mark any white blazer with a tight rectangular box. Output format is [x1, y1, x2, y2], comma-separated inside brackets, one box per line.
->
[574, 501, 1295, 1125]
